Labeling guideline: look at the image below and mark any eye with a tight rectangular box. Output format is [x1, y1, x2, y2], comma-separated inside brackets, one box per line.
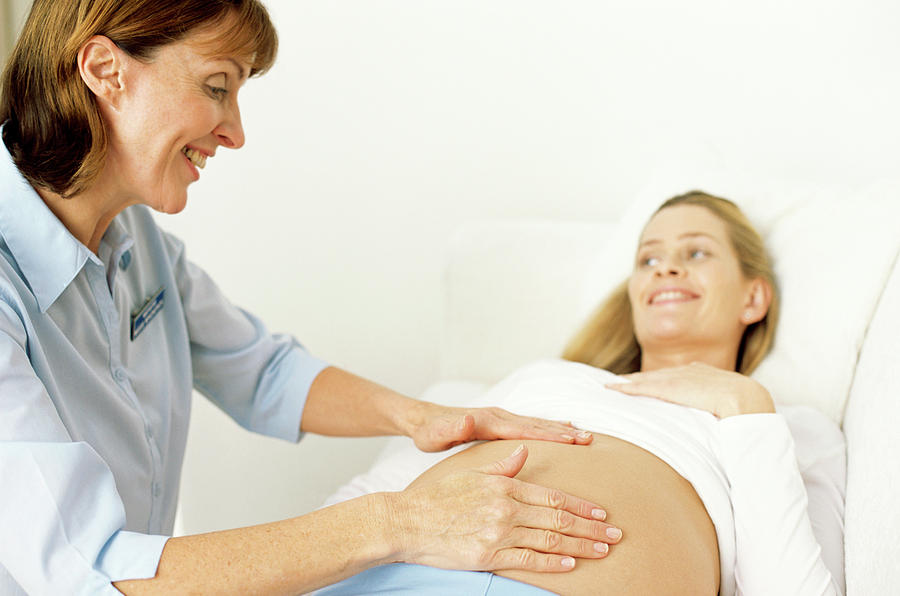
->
[688, 248, 709, 260]
[206, 73, 228, 100]
[208, 85, 227, 100]
[639, 255, 660, 268]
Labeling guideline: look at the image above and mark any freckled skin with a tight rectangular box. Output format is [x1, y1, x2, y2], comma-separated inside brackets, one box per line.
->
[96, 29, 248, 217]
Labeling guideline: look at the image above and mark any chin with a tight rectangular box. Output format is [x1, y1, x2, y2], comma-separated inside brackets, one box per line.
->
[152, 191, 189, 215]
[161, 201, 188, 215]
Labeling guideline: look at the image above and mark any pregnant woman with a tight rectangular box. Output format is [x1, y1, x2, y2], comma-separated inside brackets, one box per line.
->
[314, 191, 845, 595]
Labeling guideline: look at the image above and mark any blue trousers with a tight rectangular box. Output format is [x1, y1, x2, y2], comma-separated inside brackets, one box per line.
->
[311, 563, 557, 595]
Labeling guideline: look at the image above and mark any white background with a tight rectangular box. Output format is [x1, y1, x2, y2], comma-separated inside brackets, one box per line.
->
[5, 0, 900, 533]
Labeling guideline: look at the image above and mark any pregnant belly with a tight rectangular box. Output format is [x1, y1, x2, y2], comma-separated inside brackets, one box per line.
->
[407, 435, 720, 596]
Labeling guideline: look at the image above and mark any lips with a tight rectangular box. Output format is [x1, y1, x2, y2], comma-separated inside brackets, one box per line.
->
[648, 288, 700, 305]
[182, 146, 208, 169]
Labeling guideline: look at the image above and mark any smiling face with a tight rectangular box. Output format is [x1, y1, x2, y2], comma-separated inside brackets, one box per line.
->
[627, 204, 763, 368]
[97, 24, 250, 214]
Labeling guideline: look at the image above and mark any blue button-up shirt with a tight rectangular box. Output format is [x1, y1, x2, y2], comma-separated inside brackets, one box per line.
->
[0, 134, 329, 594]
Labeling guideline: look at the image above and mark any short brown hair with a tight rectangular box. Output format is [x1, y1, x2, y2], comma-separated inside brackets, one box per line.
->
[0, 0, 277, 197]
[564, 191, 779, 375]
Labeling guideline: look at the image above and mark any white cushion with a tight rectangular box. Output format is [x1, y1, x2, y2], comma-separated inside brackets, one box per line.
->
[842, 253, 900, 593]
[581, 169, 900, 423]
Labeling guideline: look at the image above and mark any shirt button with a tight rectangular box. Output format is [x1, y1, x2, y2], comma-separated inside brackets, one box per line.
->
[152, 483, 161, 498]
[114, 368, 127, 382]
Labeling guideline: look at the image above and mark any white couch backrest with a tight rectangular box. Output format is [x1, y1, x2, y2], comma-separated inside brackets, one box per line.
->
[841, 252, 900, 594]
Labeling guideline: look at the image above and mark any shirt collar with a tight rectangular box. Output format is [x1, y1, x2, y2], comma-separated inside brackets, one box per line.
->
[98, 215, 135, 293]
[0, 127, 122, 312]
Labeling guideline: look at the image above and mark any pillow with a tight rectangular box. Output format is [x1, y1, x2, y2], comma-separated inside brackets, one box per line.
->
[580, 166, 900, 424]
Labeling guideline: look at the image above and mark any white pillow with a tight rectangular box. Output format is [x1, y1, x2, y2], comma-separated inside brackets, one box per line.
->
[581, 166, 900, 424]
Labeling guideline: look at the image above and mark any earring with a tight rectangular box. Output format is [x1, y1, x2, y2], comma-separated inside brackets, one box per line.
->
[744, 311, 753, 322]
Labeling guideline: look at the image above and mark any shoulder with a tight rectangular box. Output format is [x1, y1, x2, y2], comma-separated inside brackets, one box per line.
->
[0, 240, 32, 342]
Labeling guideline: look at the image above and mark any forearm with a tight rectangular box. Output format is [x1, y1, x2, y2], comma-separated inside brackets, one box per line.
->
[301, 367, 594, 453]
[300, 366, 424, 437]
[114, 492, 397, 595]
[117, 443, 620, 594]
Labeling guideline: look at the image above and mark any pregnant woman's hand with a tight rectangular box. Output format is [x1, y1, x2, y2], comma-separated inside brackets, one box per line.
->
[385, 444, 622, 572]
[606, 361, 775, 418]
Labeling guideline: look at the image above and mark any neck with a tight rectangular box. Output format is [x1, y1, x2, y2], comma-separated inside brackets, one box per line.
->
[640, 341, 740, 372]
[34, 174, 133, 255]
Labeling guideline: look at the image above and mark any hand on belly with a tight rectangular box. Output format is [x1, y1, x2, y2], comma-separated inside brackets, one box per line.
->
[407, 436, 720, 596]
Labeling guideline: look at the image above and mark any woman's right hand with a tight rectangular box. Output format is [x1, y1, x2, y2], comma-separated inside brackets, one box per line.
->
[384, 444, 622, 572]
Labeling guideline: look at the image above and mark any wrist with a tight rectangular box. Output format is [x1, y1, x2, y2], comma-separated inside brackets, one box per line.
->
[375, 491, 415, 564]
[396, 398, 433, 439]
[367, 385, 427, 438]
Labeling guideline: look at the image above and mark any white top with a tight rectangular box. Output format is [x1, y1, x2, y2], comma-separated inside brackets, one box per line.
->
[327, 359, 846, 596]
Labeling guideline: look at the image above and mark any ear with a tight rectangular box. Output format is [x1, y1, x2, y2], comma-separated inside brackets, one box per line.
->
[740, 277, 772, 325]
[77, 36, 126, 110]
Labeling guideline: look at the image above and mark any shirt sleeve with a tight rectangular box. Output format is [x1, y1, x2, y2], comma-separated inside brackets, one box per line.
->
[716, 411, 845, 596]
[0, 302, 168, 595]
[162, 231, 330, 442]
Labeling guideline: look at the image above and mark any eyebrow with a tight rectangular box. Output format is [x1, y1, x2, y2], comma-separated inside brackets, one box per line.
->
[223, 57, 249, 81]
[638, 232, 723, 248]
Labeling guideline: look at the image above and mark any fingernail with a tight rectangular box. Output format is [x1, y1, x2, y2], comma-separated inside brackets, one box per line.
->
[577, 431, 591, 440]
[606, 527, 622, 540]
[591, 508, 607, 520]
[511, 444, 525, 456]
[561, 557, 576, 569]
[561, 434, 575, 442]
[593, 542, 608, 554]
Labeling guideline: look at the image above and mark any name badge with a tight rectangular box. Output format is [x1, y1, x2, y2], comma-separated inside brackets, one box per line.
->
[131, 286, 165, 341]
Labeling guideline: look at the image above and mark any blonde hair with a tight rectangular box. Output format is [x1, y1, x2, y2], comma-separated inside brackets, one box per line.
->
[563, 191, 779, 374]
[1, 0, 277, 198]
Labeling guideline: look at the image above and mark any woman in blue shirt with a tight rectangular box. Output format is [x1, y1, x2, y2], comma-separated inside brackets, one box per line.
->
[0, 1, 622, 594]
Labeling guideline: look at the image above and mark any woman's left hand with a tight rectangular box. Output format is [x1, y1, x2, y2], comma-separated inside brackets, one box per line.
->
[605, 361, 775, 418]
[408, 404, 593, 452]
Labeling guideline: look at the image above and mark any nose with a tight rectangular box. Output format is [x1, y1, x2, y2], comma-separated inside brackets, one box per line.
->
[214, 102, 245, 150]
[653, 256, 686, 278]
